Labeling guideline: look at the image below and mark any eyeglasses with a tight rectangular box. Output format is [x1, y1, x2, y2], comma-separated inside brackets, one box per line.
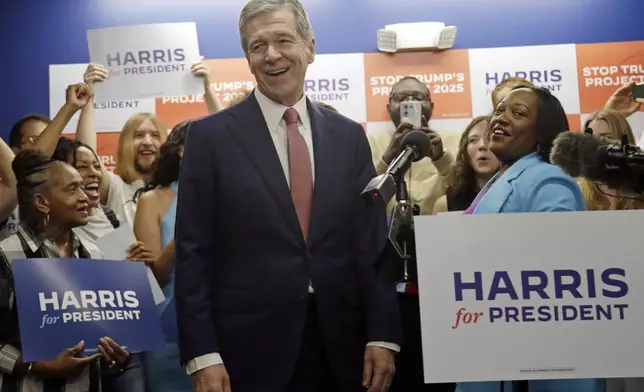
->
[390, 92, 429, 103]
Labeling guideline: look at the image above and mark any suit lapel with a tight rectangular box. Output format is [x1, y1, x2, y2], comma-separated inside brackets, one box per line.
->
[307, 100, 335, 246]
[228, 95, 302, 241]
[476, 174, 512, 214]
[474, 152, 541, 214]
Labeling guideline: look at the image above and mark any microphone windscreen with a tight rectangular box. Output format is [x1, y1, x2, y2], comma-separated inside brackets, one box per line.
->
[401, 130, 430, 162]
[550, 132, 613, 178]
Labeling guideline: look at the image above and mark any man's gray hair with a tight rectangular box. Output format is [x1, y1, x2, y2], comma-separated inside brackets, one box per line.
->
[239, 0, 314, 52]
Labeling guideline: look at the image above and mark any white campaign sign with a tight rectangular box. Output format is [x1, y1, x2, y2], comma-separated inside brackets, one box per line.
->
[415, 210, 644, 383]
[305, 53, 368, 123]
[87, 22, 202, 101]
[49, 64, 156, 133]
[468, 44, 581, 116]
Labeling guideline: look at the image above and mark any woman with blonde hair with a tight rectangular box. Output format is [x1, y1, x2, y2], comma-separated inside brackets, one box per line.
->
[579, 109, 644, 210]
[75, 60, 221, 224]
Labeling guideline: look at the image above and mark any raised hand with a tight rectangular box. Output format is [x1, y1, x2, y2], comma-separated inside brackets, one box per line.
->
[66, 83, 92, 110]
[604, 83, 643, 118]
[83, 64, 109, 96]
[191, 57, 211, 84]
[84, 64, 109, 85]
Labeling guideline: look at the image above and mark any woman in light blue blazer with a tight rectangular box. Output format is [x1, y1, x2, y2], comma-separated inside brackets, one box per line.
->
[458, 86, 604, 392]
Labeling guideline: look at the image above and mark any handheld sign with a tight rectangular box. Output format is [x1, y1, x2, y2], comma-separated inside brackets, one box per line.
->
[48, 63, 157, 134]
[415, 210, 644, 383]
[12, 258, 165, 362]
[87, 22, 202, 101]
[93, 224, 166, 305]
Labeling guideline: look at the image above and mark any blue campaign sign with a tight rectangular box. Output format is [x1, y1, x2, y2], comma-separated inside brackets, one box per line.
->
[12, 258, 165, 362]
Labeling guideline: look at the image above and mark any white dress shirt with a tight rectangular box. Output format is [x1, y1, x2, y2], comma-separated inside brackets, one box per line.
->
[186, 89, 399, 376]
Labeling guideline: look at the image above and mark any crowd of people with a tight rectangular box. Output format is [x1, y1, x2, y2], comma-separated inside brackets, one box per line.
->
[1, 0, 643, 392]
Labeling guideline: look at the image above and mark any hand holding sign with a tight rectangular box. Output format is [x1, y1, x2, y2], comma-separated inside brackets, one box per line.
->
[84, 64, 110, 96]
[126, 241, 155, 266]
[32, 340, 100, 379]
[98, 336, 130, 370]
[191, 57, 211, 85]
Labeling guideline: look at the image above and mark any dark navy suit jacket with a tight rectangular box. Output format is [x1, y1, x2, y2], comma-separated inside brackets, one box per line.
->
[174, 93, 403, 391]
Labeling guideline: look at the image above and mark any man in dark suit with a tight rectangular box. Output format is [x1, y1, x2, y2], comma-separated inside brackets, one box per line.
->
[174, 1, 402, 392]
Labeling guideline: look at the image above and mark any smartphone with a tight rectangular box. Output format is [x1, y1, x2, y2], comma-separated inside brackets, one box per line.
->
[400, 101, 423, 128]
[631, 83, 644, 100]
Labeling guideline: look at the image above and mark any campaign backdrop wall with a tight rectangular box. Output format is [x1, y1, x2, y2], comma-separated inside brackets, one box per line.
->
[3, 0, 644, 139]
[49, 40, 644, 172]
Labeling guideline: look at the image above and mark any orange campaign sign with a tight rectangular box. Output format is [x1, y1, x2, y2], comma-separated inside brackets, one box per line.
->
[155, 58, 256, 129]
[363, 50, 472, 122]
[576, 41, 644, 114]
[96, 132, 121, 173]
[62, 132, 119, 172]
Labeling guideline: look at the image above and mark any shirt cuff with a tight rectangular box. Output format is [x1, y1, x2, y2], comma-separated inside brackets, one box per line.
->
[185, 353, 223, 375]
[375, 158, 389, 176]
[367, 341, 401, 353]
[0, 344, 21, 374]
[432, 150, 454, 176]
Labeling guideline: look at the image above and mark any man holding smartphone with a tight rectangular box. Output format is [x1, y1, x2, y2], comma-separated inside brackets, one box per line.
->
[366, 76, 459, 392]
[367, 76, 460, 216]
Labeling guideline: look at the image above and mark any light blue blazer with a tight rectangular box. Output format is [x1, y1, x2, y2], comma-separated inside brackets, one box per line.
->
[472, 152, 585, 214]
[458, 153, 604, 392]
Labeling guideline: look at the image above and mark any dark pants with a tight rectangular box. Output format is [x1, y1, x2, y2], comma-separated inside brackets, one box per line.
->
[390, 293, 456, 392]
[102, 353, 146, 392]
[286, 295, 339, 392]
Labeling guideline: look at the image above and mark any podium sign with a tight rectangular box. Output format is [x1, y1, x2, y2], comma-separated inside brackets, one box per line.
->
[415, 210, 644, 383]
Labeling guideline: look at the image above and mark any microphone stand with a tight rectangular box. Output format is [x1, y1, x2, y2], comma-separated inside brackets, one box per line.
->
[388, 171, 420, 284]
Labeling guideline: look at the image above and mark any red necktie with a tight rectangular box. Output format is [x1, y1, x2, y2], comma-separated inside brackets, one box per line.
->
[283, 108, 313, 241]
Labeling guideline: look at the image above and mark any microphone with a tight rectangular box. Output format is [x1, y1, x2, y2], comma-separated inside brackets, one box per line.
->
[550, 132, 644, 194]
[361, 130, 430, 207]
[371, 130, 430, 285]
[550, 132, 612, 178]
[597, 144, 644, 169]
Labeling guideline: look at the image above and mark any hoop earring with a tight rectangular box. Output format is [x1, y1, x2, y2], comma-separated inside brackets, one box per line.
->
[43, 213, 50, 227]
